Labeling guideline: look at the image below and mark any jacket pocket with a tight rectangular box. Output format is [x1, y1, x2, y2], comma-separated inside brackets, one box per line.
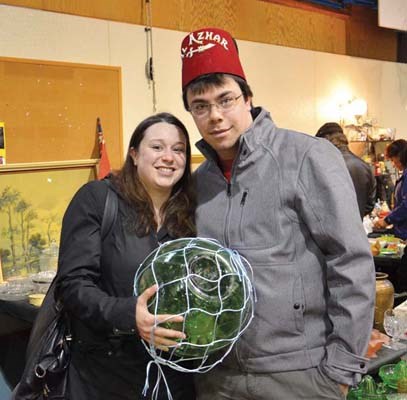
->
[293, 274, 305, 332]
[243, 262, 307, 357]
[316, 366, 346, 399]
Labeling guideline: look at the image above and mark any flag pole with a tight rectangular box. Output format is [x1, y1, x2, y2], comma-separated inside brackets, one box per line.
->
[97, 117, 111, 180]
[0, 255, 4, 283]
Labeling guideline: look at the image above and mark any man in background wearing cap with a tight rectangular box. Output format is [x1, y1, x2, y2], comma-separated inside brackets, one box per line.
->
[316, 122, 376, 219]
[181, 28, 375, 399]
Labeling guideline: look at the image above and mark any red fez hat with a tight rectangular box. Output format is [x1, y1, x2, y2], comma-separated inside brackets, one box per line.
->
[181, 27, 246, 89]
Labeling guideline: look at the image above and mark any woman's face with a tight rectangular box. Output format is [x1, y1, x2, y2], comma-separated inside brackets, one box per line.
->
[390, 156, 403, 171]
[130, 122, 187, 198]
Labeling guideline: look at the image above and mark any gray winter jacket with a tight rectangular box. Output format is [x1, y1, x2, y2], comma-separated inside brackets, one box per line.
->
[193, 107, 375, 386]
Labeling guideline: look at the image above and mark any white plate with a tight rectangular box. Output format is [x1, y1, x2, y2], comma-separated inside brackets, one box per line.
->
[380, 250, 398, 256]
[0, 292, 31, 301]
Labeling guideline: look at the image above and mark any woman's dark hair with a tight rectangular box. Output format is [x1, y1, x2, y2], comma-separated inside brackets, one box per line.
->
[385, 139, 407, 169]
[182, 73, 253, 111]
[112, 112, 195, 237]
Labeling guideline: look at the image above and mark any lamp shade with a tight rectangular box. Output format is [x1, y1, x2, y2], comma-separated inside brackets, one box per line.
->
[351, 98, 367, 116]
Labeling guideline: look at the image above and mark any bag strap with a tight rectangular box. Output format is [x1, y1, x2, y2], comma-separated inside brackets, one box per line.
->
[101, 180, 118, 240]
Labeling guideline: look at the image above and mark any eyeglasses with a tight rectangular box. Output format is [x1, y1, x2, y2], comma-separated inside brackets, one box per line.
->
[189, 94, 243, 117]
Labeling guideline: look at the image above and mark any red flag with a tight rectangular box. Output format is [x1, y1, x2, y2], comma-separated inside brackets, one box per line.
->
[97, 117, 111, 180]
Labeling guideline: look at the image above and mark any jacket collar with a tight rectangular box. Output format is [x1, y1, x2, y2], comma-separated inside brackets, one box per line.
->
[195, 107, 274, 163]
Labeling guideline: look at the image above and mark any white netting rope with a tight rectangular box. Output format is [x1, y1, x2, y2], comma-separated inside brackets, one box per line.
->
[134, 237, 256, 399]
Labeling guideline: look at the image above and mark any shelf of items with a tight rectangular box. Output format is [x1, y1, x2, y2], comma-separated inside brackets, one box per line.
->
[349, 140, 393, 143]
[349, 140, 397, 206]
[349, 140, 393, 164]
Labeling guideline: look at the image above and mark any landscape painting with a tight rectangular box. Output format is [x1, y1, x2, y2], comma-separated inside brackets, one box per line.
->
[0, 164, 96, 280]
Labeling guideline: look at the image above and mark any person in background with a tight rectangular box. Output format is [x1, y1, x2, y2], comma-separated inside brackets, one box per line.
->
[181, 27, 375, 400]
[375, 139, 407, 240]
[55, 113, 196, 399]
[316, 122, 376, 219]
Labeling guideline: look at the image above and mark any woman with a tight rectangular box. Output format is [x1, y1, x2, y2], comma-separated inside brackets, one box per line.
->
[375, 139, 407, 240]
[55, 113, 196, 399]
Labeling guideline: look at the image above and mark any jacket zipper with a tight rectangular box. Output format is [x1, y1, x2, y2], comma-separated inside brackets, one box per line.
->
[224, 182, 232, 247]
[239, 190, 248, 242]
[223, 143, 244, 247]
[240, 191, 248, 206]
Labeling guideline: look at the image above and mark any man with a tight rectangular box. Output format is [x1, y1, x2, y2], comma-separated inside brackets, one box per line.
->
[181, 28, 375, 399]
[316, 122, 376, 219]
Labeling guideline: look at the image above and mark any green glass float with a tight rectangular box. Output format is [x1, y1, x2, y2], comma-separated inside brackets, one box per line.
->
[347, 375, 393, 399]
[134, 237, 255, 363]
[379, 360, 407, 390]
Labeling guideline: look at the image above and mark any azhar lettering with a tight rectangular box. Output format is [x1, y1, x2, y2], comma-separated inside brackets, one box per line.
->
[181, 31, 229, 58]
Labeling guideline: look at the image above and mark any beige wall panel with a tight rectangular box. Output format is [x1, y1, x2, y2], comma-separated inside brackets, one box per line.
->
[1, 4, 406, 162]
[239, 40, 317, 134]
[379, 63, 407, 135]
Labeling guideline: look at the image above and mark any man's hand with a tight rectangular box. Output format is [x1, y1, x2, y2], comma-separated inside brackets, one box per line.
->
[339, 383, 348, 396]
[136, 284, 186, 351]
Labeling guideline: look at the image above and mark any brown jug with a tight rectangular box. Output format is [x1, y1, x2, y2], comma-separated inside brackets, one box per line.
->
[374, 272, 394, 332]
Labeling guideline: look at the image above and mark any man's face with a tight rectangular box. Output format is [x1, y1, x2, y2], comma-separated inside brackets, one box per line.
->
[186, 76, 253, 160]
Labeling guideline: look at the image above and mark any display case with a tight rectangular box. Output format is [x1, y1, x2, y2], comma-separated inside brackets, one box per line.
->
[349, 140, 397, 206]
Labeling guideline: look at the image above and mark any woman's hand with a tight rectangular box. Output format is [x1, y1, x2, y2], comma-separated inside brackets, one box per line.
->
[374, 218, 388, 229]
[136, 284, 186, 351]
[339, 384, 348, 396]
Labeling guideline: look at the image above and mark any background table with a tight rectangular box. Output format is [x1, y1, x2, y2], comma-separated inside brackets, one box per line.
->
[0, 299, 39, 387]
[367, 345, 407, 375]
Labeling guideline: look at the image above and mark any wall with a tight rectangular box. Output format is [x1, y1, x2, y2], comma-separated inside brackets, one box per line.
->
[379, 0, 407, 31]
[0, 4, 406, 160]
[1, 0, 398, 62]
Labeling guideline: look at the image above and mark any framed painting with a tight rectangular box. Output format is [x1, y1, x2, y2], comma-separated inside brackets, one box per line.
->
[0, 160, 97, 282]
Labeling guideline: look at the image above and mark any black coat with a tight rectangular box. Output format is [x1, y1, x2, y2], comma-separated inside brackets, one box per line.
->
[55, 179, 195, 400]
[342, 149, 376, 218]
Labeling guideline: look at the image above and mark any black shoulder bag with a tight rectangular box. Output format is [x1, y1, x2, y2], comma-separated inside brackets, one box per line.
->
[12, 184, 118, 400]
